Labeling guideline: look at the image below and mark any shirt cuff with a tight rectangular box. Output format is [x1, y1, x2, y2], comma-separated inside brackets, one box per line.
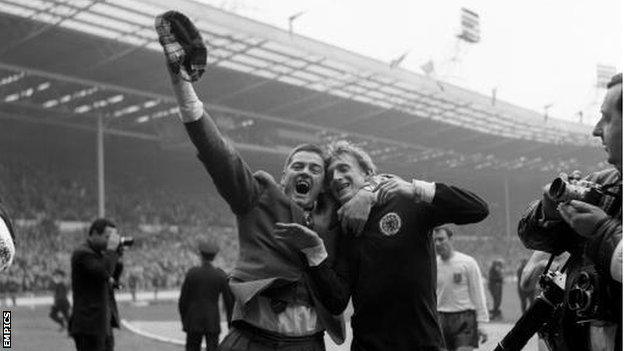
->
[301, 243, 328, 267]
[412, 179, 435, 203]
[172, 80, 204, 123]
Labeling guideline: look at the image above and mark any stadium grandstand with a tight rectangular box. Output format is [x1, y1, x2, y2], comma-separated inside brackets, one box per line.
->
[0, 2, 614, 349]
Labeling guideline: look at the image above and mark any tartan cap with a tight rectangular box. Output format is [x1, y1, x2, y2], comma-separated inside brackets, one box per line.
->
[155, 11, 207, 82]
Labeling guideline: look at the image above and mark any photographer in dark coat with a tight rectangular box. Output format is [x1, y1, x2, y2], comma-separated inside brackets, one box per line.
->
[179, 240, 234, 351]
[517, 73, 622, 351]
[69, 218, 123, 351]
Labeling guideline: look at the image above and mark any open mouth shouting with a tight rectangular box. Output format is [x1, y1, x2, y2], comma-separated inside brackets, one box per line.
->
[295, 177, 312, 195]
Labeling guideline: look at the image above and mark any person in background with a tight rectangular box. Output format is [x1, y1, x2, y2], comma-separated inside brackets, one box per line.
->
[488, 259, 504, 320]
[69, 218, 123, 351]
[49, 269, 71, 332]
[179, 240, 234, 351]
[516, 258, 533, 313]
[127, 268, 139, 303]
[434, 225, 489, 351]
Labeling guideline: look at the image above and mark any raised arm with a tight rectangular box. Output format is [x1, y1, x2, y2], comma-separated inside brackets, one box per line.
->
[168, 73, 260, 215]
[374, 176, 488, 227]
[427, 183, 489, 226]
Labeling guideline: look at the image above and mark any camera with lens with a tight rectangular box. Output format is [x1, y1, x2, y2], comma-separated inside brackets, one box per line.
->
[494, 269, 567, 351]
[565, 259, 619, 324]
[547, 177, 605, 206]
[120, 236, 135, 247]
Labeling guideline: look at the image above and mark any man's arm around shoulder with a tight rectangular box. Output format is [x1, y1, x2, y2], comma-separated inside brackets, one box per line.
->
[428, 182, 489, 226]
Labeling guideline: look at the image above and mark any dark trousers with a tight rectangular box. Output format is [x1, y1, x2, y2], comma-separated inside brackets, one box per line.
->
[219, 322, 325, 351]
[489, 283, 503, 314]
[73, 332, 114, 351]
[49, 303, 70, 327]
[186, 332, 219, 351]
[438, 310, 478, 350]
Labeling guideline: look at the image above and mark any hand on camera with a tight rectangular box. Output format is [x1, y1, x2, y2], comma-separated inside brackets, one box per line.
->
[558, 200, 608, 237]
[542, 171, 582, 220]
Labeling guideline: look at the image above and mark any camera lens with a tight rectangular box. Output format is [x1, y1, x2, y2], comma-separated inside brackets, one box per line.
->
[120, 237, 135, 247]
[548, 178, 566, 200]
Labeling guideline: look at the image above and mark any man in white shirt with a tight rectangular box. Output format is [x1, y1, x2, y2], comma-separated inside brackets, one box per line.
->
[434, 225, 488, 351]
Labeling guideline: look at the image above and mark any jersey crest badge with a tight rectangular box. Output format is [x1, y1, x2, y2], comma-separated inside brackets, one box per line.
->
[379, 212, 402, 236]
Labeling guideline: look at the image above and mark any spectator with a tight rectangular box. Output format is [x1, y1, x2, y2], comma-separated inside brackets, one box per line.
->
[49, 269, 71, 332]
[516, 258, 533, 313]
[179, 240, 233, 351]
[488, 259, 504, 320]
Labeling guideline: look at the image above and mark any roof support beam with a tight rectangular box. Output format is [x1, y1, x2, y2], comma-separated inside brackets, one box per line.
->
[213, 58, 324, 103]
[262, 73, 374, 115]
[0, 61, 430, 151]
[0, 0, 101, 57]
[0, 110, 157, 140]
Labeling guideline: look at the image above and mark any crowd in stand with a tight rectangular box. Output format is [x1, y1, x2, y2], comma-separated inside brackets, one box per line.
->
[0, 223, 238, 297]
[0, 158, 535, 297]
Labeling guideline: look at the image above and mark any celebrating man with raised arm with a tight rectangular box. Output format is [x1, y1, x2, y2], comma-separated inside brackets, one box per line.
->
[155, 11, 383, 350]
[277, 141, 489, 351]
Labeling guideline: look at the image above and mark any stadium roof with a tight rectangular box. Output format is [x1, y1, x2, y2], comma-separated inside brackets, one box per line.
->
[0, 0, 605, 174]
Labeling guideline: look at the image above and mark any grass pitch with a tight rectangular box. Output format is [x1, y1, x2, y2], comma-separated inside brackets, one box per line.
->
[12, 280, 537, 350]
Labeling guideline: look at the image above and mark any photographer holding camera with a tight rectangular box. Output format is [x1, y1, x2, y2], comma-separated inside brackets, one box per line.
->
[515, 73, 622, 351]
[69, 218, 131, 351]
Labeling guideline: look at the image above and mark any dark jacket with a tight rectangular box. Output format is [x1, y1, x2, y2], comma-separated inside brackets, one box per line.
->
[69, 242, 120, 336]
[488, 265, 504, 287]
[184, 116, 345, 343]
[52, 281, 70, 308]
[307, 183, 489, 351]
[178, 262, 234, 334]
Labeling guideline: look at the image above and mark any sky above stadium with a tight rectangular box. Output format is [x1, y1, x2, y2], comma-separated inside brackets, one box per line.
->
[196, 0, 622, 125]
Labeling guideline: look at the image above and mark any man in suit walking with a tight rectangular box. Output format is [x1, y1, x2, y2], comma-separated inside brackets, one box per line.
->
[179, 240, 234, 351]
[69, 218, 123, 351]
